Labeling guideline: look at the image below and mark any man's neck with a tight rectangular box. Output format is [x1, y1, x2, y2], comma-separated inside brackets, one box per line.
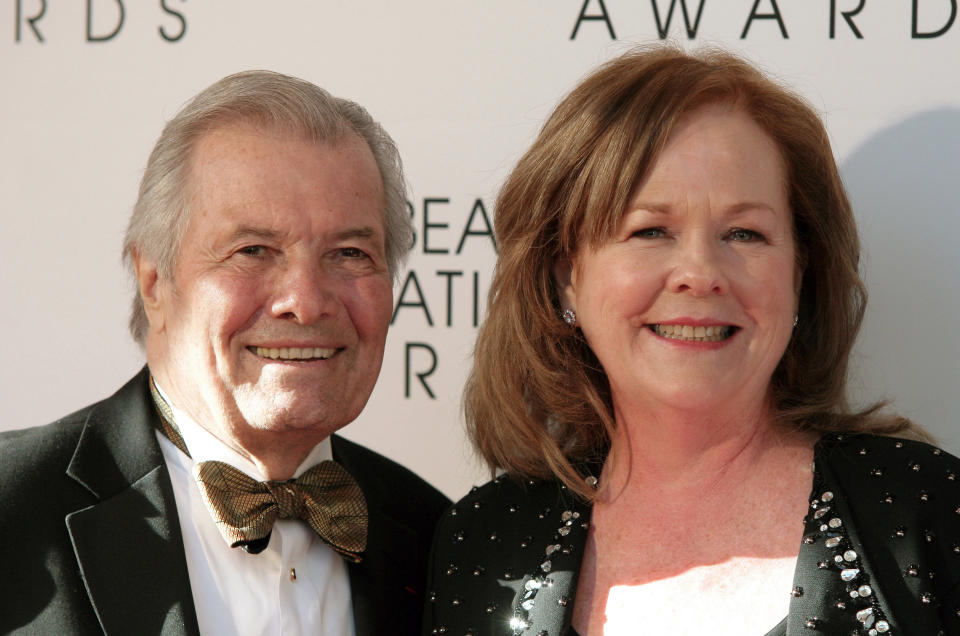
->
[152, 376, 330, 480]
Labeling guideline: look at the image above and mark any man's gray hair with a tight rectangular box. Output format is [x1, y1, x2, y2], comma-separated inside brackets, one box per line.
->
[122, 70, 412, 345]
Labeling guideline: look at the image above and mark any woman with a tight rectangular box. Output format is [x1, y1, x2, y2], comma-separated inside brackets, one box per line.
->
[424, 47, 960, 635]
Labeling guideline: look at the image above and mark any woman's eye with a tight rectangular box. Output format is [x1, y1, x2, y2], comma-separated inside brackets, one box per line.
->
[727, 228, 764, 242]
[632, 227, 666, 239]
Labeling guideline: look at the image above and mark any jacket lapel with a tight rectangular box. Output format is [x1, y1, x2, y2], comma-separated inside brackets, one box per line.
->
[65, 369, 200, 635]
[346, 508, 420, 636]
[332, 436, 422, 636]
[785, 436, 913, 635]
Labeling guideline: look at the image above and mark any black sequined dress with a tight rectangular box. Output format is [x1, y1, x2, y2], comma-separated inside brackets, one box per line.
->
[424, 434, 960, 636]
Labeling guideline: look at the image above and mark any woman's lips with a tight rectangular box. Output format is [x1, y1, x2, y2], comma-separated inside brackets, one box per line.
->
[648, 324, 737, 342]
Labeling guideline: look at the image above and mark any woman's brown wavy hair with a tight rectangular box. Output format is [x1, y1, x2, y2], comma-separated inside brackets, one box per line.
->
[465, 45, 919, 499]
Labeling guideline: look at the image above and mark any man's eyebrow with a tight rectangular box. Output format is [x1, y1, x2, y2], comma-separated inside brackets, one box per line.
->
[332, 226, 379, 241]
[228, 226, 283, 242]
[223, 225, 381, 243]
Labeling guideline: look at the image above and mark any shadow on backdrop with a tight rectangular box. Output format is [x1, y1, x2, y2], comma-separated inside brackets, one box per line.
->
[843, 107, 960, 449]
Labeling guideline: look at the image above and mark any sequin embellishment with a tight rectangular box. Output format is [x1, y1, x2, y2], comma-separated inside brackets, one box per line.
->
[509, 476, 594, 634]
[804, 485, 893, 634]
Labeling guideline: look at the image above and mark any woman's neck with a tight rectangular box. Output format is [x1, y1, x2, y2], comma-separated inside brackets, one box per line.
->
[599, 399, 806, 499]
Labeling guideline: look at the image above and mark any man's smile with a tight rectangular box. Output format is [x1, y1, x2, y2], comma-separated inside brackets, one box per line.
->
[248, 346, 340, 361]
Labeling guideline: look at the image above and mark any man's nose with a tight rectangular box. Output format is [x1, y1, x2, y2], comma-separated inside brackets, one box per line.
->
[665, 236, 729, 297]
[269, 258, 337, 324]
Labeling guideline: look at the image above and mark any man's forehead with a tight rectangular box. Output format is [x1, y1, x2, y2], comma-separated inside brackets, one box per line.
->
[188, 121, 381, 192]
[181, 129, 385, 247]
[184, 120, 383, 213]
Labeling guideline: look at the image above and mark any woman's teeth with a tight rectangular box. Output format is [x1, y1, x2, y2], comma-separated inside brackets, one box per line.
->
[253, 346, 336, 360]
[652, 324, 733, 342]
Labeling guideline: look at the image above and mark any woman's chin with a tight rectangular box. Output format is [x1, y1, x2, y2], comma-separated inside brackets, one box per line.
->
[616, 381, 762, 421]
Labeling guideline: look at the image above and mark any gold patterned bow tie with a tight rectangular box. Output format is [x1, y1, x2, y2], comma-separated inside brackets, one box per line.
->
[193, 459, 368, 560]
[148, 375, 367, 560]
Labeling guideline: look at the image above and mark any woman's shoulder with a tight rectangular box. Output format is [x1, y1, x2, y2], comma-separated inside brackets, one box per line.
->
[817, 432, 960, 507]
[814, 432, 960, 624]
[447, 473, 582, 516]
[818, 434, 958, 551]
[818, 431, 960, 473]
[433, 473, 591, 557]
[816, 431, 960, 535]
[424, 474, 593, 631]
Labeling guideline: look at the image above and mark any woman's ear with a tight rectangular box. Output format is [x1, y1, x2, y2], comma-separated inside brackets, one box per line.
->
[793, 263, 804, 326]
[553, 257, 577, 312]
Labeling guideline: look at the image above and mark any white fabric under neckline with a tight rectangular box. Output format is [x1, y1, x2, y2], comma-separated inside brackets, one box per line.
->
[153, 381, 355, 636]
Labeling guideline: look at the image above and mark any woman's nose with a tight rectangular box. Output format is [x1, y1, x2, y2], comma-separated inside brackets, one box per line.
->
[665, 237, 729, 297]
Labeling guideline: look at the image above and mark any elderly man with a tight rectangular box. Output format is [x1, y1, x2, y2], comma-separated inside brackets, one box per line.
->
[0, 71, 449, 635]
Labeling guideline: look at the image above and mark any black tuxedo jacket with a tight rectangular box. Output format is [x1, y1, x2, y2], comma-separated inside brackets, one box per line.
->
[425, 434, 960, 635]
[0, 368, 449, 635]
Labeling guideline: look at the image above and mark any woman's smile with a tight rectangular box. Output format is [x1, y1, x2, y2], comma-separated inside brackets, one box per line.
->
[648, 323, 738, 343]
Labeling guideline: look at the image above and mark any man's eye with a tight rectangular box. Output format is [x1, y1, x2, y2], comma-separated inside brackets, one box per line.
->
[727, 228, 765, 242]
[339, 247, 368, 259]
[238, 245, 267, 256]
[632, 227, 666, 239]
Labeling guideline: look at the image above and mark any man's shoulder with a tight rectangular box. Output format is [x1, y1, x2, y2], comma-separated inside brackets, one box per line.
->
[331, 434, 451, 523]
[0, 370, 154, 500]
[0, 402, 99, 483]
[0, 400, 112, 554]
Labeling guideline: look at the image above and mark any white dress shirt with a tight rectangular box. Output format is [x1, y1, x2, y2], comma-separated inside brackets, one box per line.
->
[154, 384, 356, 636]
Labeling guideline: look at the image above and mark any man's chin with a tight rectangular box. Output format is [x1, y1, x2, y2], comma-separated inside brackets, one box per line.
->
[234, 398, 354, 436]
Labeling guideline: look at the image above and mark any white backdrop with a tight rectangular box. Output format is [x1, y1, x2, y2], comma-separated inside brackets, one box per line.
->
[2, 1, 958, 499]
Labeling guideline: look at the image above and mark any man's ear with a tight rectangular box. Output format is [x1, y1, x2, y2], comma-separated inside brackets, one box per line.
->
[553, 257, 577, 313]
[132, 250, 166, 334]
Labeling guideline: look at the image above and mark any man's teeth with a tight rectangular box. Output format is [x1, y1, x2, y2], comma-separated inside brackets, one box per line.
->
[253, 346, 336, 360]
[652, 324, 732, 342]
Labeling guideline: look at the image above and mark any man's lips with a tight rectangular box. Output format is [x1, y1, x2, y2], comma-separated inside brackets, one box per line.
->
[247, 346, 339, 361]
[647, 323, 739, 342]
